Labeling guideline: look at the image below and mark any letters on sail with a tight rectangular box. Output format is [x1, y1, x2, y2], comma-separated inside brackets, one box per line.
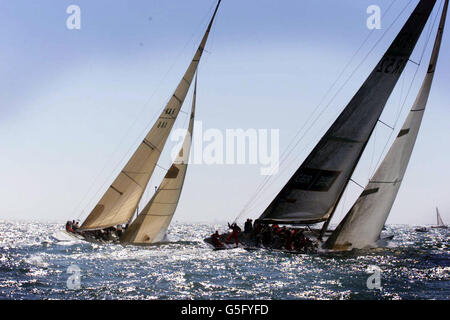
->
[120, 76, 198, 244]
[325, 0, 448, 250]
[80, 1, 221, 230]
[258, 0, 437, 225]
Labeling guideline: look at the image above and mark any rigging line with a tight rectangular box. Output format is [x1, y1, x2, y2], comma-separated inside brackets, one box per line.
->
[75, 3, 217, 221]
[155, 164, 168, 172]
[235, 0, 411, 221]
[370, 0, 443, 177]
[234, 0, 401, 222]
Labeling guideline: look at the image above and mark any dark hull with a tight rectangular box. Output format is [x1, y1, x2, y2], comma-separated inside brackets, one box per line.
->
[204, 231, 319, 254]
[61, 230, 120, 245]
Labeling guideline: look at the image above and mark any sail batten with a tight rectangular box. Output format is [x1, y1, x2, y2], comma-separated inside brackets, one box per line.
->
[258, 0, 437, 225]
[120, 75, 198, 245]
[325, 0, 448, 250]
[80, 1, 221, 230]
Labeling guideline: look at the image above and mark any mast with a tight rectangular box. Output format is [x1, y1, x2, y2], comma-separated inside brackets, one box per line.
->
[120, 75, 198, 245]
[325, 0, 448, 250]
[257, 0, 437, 231]
[80, 1, 221, 230]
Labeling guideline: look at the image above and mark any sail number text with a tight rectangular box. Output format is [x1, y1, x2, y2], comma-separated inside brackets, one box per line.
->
[376, 55, 407, 74]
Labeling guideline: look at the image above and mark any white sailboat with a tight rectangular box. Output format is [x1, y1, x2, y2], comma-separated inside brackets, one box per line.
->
[431, 207, 448, 229]
[206, 0, 445, 252]
[64, 1, 222, 245]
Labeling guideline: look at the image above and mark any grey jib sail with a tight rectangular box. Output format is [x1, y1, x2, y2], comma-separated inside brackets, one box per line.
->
[325, 0, 447, 250]
[258, 0, 437, 225]
[80, 1, 221, 230]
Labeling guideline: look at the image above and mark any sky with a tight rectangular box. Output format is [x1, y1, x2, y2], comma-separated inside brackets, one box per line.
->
[0, 0, 449, 227]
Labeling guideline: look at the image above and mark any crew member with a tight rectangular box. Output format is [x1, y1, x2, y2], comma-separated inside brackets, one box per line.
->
[211, 231, 223, 248]
[226, 223, 241, 248]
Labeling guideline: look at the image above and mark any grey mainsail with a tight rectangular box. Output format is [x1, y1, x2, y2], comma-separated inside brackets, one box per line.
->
[120, 76, 197, 245]
[325, 0, 448, 250]
[258, 0, 437, 226]
[80, 1, 221, 230]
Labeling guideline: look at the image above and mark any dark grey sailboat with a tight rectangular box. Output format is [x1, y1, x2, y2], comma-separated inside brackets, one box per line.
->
[206, 0, 446, 252]
[325, 0, 448, 250]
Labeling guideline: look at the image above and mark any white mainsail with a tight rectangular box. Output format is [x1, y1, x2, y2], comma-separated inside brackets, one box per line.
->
[325, 0, 448, 250]
[120, 76, 197, 245]
[80, 1, 221, 230]
[258, 0, 437, 226]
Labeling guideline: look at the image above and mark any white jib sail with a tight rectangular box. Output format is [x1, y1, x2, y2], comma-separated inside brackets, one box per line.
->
[325, 0, 448, 250]
[80, 2, 221, 230]
[120, 76, 198, 245]
[436, 208, 445, 226]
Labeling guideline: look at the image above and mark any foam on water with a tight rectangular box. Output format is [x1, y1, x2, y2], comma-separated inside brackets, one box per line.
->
[0, 221, 448, 300]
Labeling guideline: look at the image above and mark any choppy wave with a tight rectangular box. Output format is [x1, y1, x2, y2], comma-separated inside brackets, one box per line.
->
[0, 222, 448, 300]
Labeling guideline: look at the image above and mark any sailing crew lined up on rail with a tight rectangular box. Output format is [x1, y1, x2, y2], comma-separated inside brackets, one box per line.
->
[65, 220, 127, 242]
[209, 220, 317, 253]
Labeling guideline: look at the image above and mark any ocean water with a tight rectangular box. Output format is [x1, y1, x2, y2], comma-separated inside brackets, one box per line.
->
[0, 221, 448, 300]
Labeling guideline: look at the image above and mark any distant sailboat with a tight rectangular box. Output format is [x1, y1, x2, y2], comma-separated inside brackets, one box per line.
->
[205, 0, 443, 252]
[64, 1, 222, 245]
[431, 207, 448, 229]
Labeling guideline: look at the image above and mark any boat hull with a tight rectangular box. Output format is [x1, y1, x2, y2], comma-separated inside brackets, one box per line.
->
[59, 229, 120, 245]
